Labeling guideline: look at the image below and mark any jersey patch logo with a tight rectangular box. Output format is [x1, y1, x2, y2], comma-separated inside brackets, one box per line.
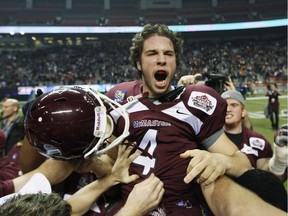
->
[249, 137, 265, 150]
[241, 144, 259, 156]
[188, 91, 216, 115]
[113, 90, 126, 103]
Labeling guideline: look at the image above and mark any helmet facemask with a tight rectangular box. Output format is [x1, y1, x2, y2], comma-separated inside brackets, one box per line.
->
[83, 88, 130, 158]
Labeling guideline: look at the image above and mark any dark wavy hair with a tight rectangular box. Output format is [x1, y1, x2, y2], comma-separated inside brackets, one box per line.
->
[0, 193, 71, 216]
[129, 24, 184, 72]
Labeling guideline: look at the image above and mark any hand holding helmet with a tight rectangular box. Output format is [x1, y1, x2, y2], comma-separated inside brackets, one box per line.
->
[269, 124, 288, 175]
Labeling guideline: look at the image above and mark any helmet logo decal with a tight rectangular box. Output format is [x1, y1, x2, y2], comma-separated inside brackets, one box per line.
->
[94, 106, 107, 138]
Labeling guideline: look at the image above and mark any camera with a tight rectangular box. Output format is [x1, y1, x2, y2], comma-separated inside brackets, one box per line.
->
[204, 73, 229, 94]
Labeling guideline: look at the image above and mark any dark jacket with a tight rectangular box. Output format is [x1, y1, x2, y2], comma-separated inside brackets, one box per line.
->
[3, 116, 25, 155]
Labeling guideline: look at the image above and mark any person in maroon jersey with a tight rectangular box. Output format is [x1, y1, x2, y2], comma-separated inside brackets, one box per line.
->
[221, 90, 287, 180]
[15, 85, 285, 214]
[220, 90, 287, 211]
[0, 144, 22, 181]
[176, 75, 287, 212]
[17, 86, 165, 216]
[105, 23, 252, 215]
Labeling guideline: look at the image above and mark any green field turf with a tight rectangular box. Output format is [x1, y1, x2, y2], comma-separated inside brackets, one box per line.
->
[245, 95, 288, 144]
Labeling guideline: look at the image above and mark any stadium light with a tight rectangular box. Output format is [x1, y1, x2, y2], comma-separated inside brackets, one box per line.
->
[0, 18, 286, 34]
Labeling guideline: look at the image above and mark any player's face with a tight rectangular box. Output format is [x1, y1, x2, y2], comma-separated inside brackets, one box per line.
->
[270, 84, 276, 91]
[225, 99, 245, 126]
[2, 100, 17, 118]
[136, 35, 176, 99]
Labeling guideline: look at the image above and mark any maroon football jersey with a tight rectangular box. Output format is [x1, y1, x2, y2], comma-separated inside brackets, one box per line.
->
[0, 179, 14, 197]
[227, 127, 273, 168]
[0, 144, 22, 182]
[107, 81, 227, 215]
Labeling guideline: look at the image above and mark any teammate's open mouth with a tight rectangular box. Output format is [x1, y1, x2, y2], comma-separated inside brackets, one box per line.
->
[155, 71, 167, 81]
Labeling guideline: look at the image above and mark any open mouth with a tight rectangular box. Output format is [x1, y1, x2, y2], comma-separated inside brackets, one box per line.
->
[155, 71, 167, 82]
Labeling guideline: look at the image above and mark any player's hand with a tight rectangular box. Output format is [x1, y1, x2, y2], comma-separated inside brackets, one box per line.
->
[117, 173, 164, 216]
[177, 73, 202, 87]
[269, 124, 288, 175]
[223, 76, 236, 90]
[275, 124, 288, 147]
[110, 144, 141, 184]
[180, 149, 226, 186]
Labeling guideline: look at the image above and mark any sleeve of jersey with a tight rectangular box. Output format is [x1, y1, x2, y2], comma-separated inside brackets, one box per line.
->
[0, 157, 20, 181]
[252, 130, 273, 158]
[0, 180, 14, 197]
[186, 85, 227, 149]
[106, 83, 125, 102]
[241, 129, 273, 167]
[106, 81, 140, 103]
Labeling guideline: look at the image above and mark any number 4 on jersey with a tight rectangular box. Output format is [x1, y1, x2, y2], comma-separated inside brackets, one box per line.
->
[133, 129, 157, 175]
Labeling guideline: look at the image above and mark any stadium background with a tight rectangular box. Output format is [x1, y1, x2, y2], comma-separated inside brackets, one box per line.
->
[0, 0, 287, 145]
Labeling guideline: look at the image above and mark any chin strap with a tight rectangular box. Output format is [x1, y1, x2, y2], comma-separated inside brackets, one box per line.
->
[158, 85, 185, 102]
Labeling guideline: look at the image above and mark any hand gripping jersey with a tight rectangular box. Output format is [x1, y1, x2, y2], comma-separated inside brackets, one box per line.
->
[106, 81, 227, 216]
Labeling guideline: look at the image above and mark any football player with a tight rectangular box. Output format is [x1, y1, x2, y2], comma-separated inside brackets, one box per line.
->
[105, 23, 252, 215]
[22, 86, 165, 215]
[21, 85, 286, 216]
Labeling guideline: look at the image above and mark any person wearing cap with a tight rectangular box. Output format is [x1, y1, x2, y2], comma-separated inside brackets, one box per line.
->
[221, 90, 287, 181]
[221, 90, 287, 211]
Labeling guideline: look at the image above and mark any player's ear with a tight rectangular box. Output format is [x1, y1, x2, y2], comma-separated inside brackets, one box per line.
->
[242, 108, 247, 119]
[136, 60, 142, 71]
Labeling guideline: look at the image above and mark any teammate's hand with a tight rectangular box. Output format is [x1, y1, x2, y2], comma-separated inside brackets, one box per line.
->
[117, 173, 164, 216]
[110, 144, 141, 184]
[177, 73, 202, 87]
[223, 76, 236, 90]
[180, 149, 226, 186]
[269, 124, 288, 175]
[275, 124, 288, 147]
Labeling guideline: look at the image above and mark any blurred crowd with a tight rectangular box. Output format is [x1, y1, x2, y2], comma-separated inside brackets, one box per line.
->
[0, 36, 286, 90]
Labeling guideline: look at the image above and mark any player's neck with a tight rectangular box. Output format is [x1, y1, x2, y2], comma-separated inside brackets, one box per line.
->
[224, 123, 242, 134]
